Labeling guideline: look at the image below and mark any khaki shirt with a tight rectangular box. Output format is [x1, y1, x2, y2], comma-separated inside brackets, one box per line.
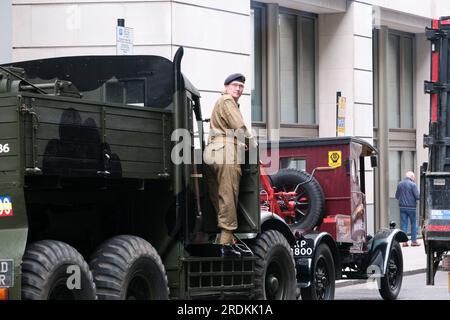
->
[204, 92, 250, 166]
[208, 92, 247, 145]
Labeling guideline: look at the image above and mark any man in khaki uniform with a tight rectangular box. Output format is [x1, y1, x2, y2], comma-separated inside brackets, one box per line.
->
[204, 73, 256, 257]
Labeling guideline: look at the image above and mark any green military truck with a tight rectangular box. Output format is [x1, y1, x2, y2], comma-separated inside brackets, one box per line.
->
[0, 48, 297, 300]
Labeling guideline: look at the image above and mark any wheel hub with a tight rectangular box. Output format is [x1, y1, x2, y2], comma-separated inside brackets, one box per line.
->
[388, 258, 398, 288]
[266, 274, 280, 295]
[315, 264, 329, 299]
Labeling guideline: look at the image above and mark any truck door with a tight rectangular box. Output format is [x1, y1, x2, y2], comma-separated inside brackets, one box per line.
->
[350, 142, 367, 251]
[237, 155, 261, 233]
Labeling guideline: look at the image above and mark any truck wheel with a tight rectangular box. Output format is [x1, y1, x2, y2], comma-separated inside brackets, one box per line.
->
[250, 230, 296, 300]
[379, 241, 403, 300]
[269, 169, 325, 229]
[300, 243, 335, 300]
[89, 235, 169, 300]
[21, 240, 96, 300]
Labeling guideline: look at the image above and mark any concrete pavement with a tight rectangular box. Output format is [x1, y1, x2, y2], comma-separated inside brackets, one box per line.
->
[401, 238, 427, 275]
[336, 238, 427, 288]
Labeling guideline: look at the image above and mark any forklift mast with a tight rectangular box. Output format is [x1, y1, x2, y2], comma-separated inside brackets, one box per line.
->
[421, 16, 450, 285]
[424, 17, 450, 171]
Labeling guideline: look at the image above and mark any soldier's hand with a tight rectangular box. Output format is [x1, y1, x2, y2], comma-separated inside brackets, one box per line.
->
[248, 136, 258, 149]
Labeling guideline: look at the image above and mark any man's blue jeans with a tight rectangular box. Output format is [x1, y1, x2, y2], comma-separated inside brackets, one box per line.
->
[400, 207, 418, 242]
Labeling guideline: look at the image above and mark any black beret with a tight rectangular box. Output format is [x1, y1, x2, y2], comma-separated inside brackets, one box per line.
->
[224, 73, 246, 85]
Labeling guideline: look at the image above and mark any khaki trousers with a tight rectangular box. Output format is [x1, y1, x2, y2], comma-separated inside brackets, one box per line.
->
[205, 143, 242, 239]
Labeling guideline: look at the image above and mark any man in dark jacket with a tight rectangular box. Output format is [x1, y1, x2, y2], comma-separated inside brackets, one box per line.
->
[395, 171, 420, 247]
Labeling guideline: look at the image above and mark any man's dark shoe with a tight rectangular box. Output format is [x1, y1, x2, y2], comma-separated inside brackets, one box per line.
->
[232, 244, 253, 257]
[221, 244, 241, 258]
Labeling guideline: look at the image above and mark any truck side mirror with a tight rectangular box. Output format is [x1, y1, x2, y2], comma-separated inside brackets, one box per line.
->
[370, 155, 378, 168]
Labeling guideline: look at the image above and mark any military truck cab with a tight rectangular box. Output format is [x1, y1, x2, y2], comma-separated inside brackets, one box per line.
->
[0, 48, 296, 300]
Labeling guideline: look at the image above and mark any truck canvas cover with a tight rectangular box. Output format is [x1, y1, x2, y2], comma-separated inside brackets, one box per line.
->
[3, 55, 176, 108]
[0, 56, 184, 179]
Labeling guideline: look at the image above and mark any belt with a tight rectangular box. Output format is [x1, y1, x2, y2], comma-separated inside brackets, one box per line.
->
[209, 136, 241, 145]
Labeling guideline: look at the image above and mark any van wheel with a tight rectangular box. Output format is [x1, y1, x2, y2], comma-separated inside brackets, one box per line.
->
[379, 241, 403, 300]
[250, 230, 296, 300]
[89, 235, 169, 300]
[300, 243, 335, 300]
[21, 240, 96, 300]
[269, 169, 325, 229]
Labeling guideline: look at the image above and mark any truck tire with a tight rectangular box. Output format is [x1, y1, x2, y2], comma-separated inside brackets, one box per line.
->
[89, 235, 169, 300]
[21, 240, 96, 300]
[379, 241, 403, 300]
[269, 168, 325, 229]
[250, 230, 297, 300]
[300, 243, 335, 300]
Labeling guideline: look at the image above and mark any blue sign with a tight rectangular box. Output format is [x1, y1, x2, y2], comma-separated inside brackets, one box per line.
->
[430, 210, 450, 220]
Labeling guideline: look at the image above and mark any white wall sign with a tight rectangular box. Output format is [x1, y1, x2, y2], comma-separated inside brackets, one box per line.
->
[116, 26, 134, 55]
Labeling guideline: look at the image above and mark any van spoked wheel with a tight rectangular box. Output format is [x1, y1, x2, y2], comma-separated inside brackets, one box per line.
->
[89, 235, 169, 300]
[269, 169, 325, 229]
[300, 243, 335, 300]
[21, 240, 96, 300]
[250, 230, 296, 300]
[379, 241, 403, 300]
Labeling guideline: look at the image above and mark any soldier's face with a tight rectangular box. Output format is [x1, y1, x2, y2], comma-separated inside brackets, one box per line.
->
[225, 81, 244, 101]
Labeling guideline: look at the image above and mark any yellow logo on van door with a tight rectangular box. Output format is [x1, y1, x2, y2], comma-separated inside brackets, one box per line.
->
[328, 151, 342, 168]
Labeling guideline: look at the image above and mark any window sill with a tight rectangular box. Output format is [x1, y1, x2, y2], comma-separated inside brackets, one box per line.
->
[280, 123, 318, 129]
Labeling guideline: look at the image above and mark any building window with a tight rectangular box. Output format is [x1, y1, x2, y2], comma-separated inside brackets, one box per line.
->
[251, 2, 317, 136]
[402, 36, 414, 129]
[388, 151, 401, 226]
[279, 10, 315, 125]
[387, 34, 400, 128]
[251, 5, 265, 122]
[374, 27, 417, 231]
[388, 150, 416, 228]
[104, 78, 146, 106]
[300, 18, 315, 125]
[387, 32, 414, 129]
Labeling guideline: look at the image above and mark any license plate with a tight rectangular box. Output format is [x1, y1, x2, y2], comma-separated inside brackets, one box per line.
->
[292, 238, 314, 258]
[0, 260, 14, 288]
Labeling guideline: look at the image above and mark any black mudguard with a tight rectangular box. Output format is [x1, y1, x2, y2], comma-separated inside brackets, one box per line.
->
[260, 211, 296, 245]
[294, 231, 339, 288]
[367, 228, 408, 276]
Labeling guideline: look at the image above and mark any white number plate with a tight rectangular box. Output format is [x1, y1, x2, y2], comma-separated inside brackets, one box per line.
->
[0, 260, 14, 288]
